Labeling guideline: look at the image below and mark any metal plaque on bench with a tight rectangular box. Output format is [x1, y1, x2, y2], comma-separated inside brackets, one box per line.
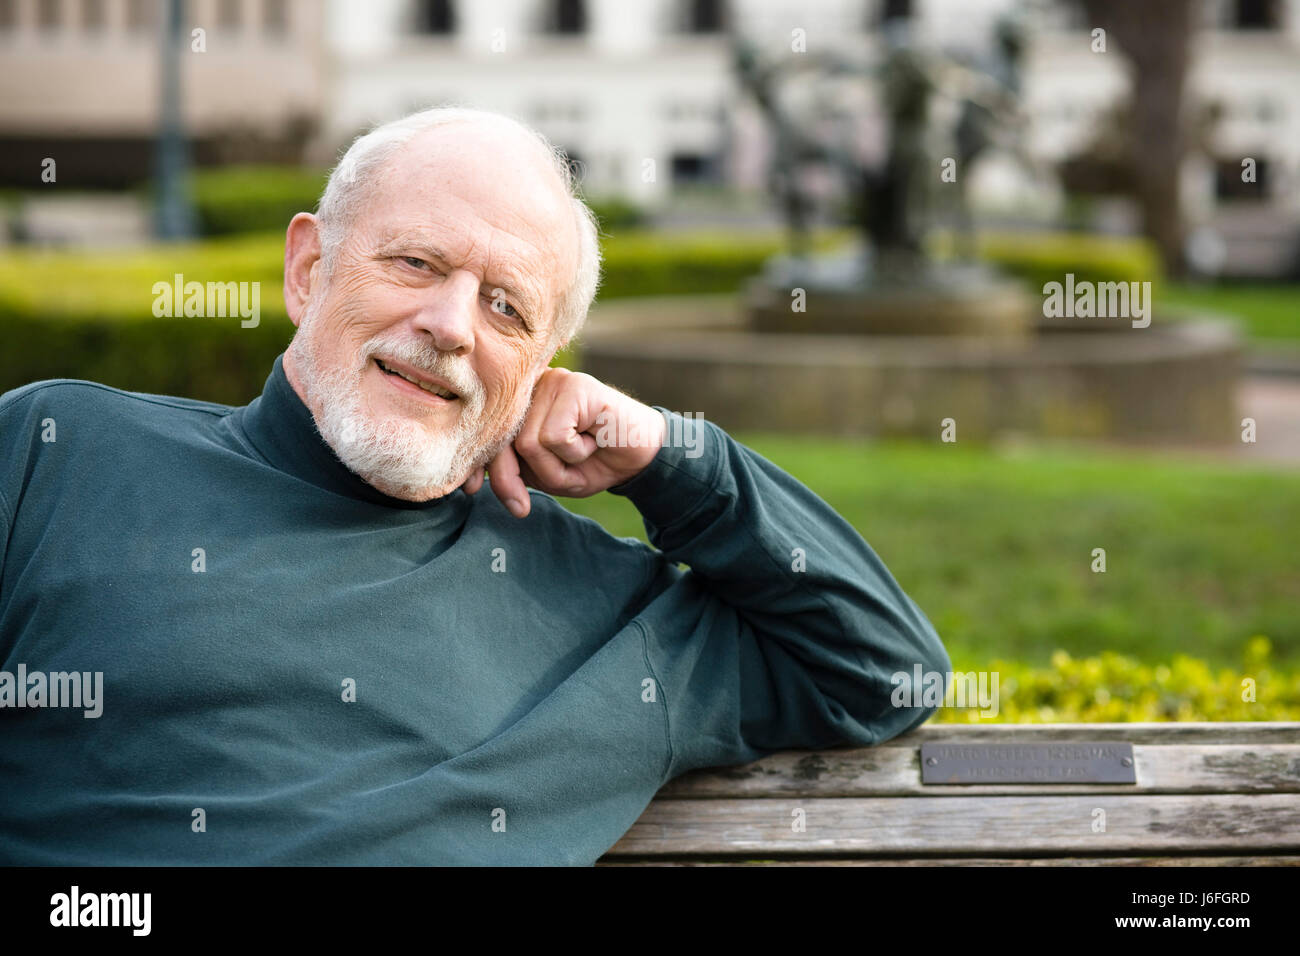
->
[920, 742, 1136, 785]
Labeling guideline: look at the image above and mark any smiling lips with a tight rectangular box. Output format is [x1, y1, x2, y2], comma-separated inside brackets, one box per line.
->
[373, 357, 460, 402]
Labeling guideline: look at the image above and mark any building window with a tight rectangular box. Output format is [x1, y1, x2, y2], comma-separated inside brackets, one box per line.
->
[547, 0, 586, 35]
[217, 0, 240, 32]
[127, 0, 155, 32]
[37, 0, 61, 31]
[877, 0, 912, 25]
[80, 0, 105, 30]
[1233, 0, 1281, 29]
[416, 0, 454, 34]
[264, 0, 288, 35]
[1216, 157, 1269, 199]
[671, 152, 717, 185]
[681, 0, 726, 33]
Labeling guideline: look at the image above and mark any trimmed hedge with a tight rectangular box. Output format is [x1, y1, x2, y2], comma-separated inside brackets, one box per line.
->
[0, 229, 791, 401]
[0, 227, 1169, 403]
[0, 232, 292, 404]
[931, 229, 1164, 289]
[585, 196, 648, 232]
[188, 166, 328, 237]
[598, 230, 786, 297]
[185, 165, 650, 237]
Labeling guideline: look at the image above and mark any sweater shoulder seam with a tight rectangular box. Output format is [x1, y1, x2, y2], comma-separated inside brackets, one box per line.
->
[0, 380, 234, 419]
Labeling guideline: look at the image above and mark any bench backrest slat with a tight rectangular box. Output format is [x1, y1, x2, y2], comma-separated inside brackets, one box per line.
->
[600, 722, 1300, 861]
[609, 794, 1300, 856]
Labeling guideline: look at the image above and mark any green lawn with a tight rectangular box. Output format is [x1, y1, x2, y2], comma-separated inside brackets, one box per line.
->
[1163, 282, 1300, 342]
[559, 437, 1300, 676]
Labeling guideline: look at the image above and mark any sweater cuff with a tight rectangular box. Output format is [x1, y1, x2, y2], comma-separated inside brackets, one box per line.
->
[607, 407, 721, 525]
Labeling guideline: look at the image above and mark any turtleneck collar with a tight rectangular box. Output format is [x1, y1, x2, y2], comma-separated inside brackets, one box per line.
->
[233, 352, 469, 511]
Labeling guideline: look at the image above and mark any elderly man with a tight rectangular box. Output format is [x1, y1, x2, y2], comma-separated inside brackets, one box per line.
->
[0, 107, 949, 865]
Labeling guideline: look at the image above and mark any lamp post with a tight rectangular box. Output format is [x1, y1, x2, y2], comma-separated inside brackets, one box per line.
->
[154, 0, 196, 239]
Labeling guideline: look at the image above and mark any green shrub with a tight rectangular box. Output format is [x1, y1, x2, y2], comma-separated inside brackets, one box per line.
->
[598, 231, 782, 298]
[0, 226, 698, 400]
[596, 229, 859, 299]
[932, 637, 1298, 722]
[0, 232, 292, 404]
[930, 229, 1164, 290]
[186, 167, 652, 238]
[188, 166, 328, 237]
[585, 197, 648, 232]
[0, 226, 1166, 402]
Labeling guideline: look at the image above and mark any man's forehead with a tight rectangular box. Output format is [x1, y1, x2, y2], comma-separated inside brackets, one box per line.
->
[391, 123, 572, 224]
[367, 124, 579, 299]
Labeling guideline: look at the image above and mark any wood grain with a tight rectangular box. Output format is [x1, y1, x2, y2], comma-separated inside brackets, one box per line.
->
[598, 723, 1300, 864]
[605, 794, 1300, 856]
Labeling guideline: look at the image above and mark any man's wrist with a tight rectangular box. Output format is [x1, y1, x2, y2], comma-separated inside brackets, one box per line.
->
[608, 408, 720, 525]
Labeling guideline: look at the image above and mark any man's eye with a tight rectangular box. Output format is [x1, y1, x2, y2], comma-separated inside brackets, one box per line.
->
[490, 298, 520, 319]
[400, 256, 429, 270]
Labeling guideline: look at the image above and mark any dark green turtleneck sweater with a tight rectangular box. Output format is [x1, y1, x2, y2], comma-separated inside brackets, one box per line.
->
[0, 354, 949, 864]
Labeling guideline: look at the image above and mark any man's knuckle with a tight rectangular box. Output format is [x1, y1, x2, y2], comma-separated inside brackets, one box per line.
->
[538, 425, 571, 446]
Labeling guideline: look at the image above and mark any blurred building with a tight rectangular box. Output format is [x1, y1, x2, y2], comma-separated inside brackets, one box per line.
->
[321, 1, 1299, 257]
[1, 0, 1297, 270]
[322, 0, 747, 205]
[0, 0, 325, 187]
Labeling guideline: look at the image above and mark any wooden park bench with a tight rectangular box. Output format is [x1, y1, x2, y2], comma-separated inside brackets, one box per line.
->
[598, 722, 1300, 865]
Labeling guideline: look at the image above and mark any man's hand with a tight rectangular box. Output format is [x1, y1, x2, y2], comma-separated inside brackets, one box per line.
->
[459, 367, 666, 518]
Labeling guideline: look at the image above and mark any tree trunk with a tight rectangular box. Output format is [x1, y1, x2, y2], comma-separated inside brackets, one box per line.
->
[1080, 0, 1193, 276]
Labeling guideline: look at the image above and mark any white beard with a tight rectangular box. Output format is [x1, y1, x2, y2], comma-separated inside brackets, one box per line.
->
[290, 299, 531, 500]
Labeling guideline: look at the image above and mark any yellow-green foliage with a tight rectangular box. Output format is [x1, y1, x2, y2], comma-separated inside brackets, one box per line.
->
[932, 637, 1298, 723]
[0, 226, 1200, 403]
[598, 230, 785, 298]
[0, 233, 293, 404]
[930, 229, 1164, 290]
[188, 166, 328, 236]
[185, 165, 650, 236]
[0, 232, 288, 323]
[0, 230, 796, 400]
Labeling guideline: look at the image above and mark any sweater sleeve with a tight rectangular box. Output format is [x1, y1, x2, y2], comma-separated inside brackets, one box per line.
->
[608, 408, 952, 779]
[0, 487, 9, 581]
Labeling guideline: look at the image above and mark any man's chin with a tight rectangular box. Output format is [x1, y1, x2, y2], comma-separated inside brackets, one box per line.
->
[364, 473, 468, 502]
[352, 431, 501, 503]
[351, 446, 476, 503]
[333, 393, 528, 504]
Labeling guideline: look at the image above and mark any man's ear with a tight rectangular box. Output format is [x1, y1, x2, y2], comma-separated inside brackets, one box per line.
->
[284, 213, 322, 328]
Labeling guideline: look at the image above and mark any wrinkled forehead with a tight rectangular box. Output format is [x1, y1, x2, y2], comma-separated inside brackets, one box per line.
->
[364, 121, 579, 286]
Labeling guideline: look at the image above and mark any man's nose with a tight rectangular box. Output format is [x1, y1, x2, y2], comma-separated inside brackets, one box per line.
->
[410, 269, 478, 353]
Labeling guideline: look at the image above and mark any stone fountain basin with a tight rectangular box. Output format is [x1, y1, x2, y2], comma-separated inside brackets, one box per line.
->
[579, 295, 1242, 443]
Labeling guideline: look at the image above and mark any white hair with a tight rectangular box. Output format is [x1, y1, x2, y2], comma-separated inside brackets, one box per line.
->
[315, 105, 602, 348]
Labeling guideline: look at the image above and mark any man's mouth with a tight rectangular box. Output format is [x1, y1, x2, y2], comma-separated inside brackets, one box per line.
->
[373, 357, 460, 401]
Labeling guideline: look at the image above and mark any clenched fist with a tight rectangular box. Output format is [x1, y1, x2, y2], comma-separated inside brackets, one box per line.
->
[459, 367, 666, 518]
